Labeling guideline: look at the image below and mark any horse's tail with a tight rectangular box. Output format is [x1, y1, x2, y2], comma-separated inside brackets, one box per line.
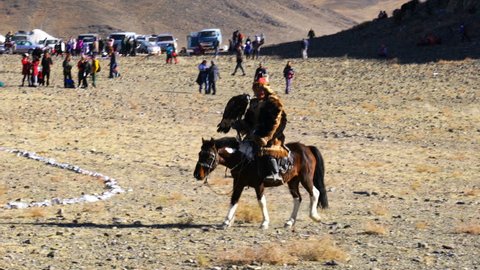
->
[309, 145, 328, 209]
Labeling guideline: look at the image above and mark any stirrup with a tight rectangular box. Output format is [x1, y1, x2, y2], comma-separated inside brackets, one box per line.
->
[264, 174, 283, 186]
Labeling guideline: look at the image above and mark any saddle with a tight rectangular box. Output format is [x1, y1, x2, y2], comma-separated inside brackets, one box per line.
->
[277, 147, 293, 175]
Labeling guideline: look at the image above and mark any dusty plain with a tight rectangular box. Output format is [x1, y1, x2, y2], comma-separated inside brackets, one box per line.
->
[0, 53, 479, 269]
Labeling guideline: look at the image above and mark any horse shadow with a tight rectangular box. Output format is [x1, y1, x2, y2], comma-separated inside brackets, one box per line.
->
[0, 221, 215, 230]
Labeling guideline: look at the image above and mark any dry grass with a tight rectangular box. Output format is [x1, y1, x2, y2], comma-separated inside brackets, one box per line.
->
[0, 184, 7, 196]
[82, 202, 106, 213]
[361, 103, 377, 112]
[415, 222, 429, 230]
[155, 192, 185, 206]
[218, 237, 348, 266]
[463, 189, 480, 197]
[370, 204, 389, 216]
[196, 254, 210, 267]
[363, 221, 387, 235]
[415, 164, 441, 174]
[25, 207, 47, 218]
[236, 202, 263, 224]
[455, 223, 480, 235]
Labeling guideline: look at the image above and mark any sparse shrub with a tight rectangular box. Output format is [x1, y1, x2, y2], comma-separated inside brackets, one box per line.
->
[415, 221, 429, 230]
[26, 207, 47, 218]
[415, 164, 440, 174]
[236, 202, 263, 223]
[363, 221, 387, 235]
[0, 184, 7, 196]
[455, 223, 480, 235]
[218, 237, 348, 266]
[196, 254, 210, 267]
[370, 204, 389, 216]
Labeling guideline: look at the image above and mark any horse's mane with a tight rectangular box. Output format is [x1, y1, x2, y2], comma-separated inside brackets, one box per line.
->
[213, 137, 239, 149]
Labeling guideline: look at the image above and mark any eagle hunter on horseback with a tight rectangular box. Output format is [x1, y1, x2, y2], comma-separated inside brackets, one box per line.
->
[222, 81, 288, 186]
[194, 81, 328, 229]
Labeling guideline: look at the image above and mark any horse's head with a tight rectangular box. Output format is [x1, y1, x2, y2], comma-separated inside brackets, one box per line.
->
[193, 138, 219, 180]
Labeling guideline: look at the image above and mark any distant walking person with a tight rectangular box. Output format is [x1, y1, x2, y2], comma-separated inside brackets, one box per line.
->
[301, 38, 309, 59]
[207, 60, 221, 95]
[283, 61, 295, 94]
[196, 60, 209, 93]
[231, 45, 246, 76]
[41, 52, 53, 86]
[109, 52, 120, 78]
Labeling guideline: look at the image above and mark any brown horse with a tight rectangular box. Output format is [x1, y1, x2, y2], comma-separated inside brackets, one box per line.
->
[194, 137, 328, 229]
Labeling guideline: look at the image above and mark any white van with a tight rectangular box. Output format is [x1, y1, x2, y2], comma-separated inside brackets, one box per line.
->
[155, 33, 177, 52]
[108, 32, 136, 50]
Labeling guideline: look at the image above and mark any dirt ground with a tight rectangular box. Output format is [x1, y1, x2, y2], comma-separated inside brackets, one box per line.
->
[0, 53, 479, 270]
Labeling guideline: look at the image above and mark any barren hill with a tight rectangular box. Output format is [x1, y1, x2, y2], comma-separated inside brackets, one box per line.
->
[0, 0, 408, 46]
[264, 0, 480, 62]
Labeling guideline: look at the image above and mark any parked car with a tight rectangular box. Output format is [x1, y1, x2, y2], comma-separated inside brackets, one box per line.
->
[197, 28, 222, 51]
[39, 38, 59, 51]
[147, 35, 158, 45]
[77, 34, 101, 54]
[136, 40, 160, 55]
[13, 40, 45, 54]
[156, 34, 177, 52]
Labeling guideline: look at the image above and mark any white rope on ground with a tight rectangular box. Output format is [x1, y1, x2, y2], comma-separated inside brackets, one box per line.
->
[0, 147, 125, 209]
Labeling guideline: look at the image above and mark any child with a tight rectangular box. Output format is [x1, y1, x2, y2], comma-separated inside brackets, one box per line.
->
[31, 56, 40, 87]
[91, 54, 100, 87]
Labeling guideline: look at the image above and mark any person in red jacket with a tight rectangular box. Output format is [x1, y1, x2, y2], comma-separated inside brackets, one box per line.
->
[21, 53, 32, 87]
[31, 56, 40, 87]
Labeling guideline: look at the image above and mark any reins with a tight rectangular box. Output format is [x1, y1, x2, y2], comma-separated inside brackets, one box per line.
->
[201, 144, 249, 197]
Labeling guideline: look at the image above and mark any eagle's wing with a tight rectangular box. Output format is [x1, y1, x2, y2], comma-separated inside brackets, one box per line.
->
[217, 94, 250, 133]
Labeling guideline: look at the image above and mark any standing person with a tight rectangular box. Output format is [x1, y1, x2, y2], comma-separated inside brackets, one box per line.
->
[213, 39, 220, 58]
[283, 61, 295, 94]
[109, 51, 120, 78]
[41, 52, 53, 86]
[91, 54, 100, 88]
[244, 41, 252, 59]
[21, 53, 32, 87]
[207, 60, 221, 95]
[301, 38, 309, 59]
[231, 45, 246, 76]
[31, 56, 40, 87]
[165, 44, 174, 64]
[307, 28, 315, 41]
[62, 53, 74, 88]
[196, 60, 209, 93]
[77, 55, 91, 88]
[254, 62, 268, 83]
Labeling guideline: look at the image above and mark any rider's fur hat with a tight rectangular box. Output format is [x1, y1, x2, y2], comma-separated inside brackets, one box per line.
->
[252, 81, 274, 94]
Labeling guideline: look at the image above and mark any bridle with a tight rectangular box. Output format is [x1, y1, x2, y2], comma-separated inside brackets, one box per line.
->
[198, 148, 218, 184]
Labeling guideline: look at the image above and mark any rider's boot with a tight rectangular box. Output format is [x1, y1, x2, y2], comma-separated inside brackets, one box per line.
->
[264, 157, 283, 186]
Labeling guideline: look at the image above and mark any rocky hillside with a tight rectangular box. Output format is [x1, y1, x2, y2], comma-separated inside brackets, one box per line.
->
[263, 0, 480, 62]
[0, 0, 408, 46]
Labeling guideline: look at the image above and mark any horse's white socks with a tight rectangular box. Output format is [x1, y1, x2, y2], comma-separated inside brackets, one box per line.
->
[258, 195, 269, 229]
[309, 187, 321, 221]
